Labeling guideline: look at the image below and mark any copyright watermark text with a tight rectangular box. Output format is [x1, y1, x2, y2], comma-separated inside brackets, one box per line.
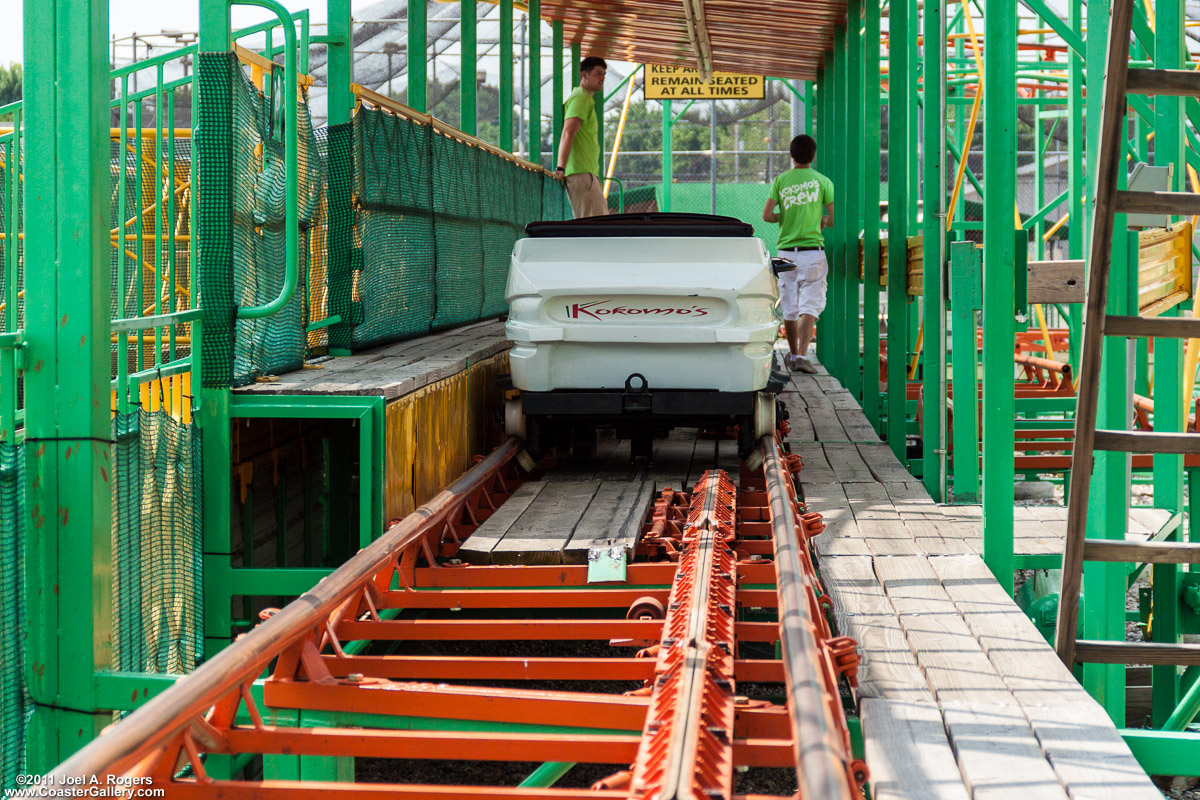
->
[6, 775, 163, 798]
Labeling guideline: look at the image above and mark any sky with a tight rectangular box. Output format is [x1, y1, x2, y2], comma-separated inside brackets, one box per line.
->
[0, 1, 344, 66]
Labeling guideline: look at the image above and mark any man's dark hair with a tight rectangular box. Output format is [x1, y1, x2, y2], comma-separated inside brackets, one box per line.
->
[790, 134, 817, 164]
[580, 56, 608, 74]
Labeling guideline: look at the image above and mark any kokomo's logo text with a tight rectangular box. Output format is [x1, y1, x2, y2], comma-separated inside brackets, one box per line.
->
[567, 300, 711, 320]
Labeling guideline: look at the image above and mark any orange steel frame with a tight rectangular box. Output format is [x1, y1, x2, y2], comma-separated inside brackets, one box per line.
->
[48, 436, 866, 800]
[932, 332, 1200, 471]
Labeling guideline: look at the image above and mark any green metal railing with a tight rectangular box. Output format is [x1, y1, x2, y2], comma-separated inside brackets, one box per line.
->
[111, 310, 203, 415]
[0, 14, 311, 432]
[231, 0, 300, 321]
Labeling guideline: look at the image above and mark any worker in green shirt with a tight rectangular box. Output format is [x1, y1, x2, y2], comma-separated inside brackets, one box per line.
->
[762, 134, 835, 374]
[555, 56, 608, 218]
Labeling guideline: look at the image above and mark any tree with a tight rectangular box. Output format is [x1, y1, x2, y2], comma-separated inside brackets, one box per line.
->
[0, 63, 21, 106]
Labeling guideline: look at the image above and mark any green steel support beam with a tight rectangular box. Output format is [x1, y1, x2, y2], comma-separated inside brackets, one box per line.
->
[922, 0, 946, 500]
[844, 3, 863, 401]
[1132, 4, 1156, 60]
[499, 0, 514, 151]
[981, 0, 1016, 593]
[593, 71, 603, 180]
[197, 0, 237, 665]
[862, 0, 883, 432]
[407, 0, 426, 111]
[519, 763, 575, 788]
[461, 0, 477, 135]
[1121, 730, 1200, 777]
[816, 68, 829, 366]
[327, 0, 353, 125]
[886, 1, 910, 461]
[201, 389, 234, 656]
[1079, 0, 1130, 723]
[1023, 189, 1069, 232]
[949, 242, 981, 502]
[571, 41, 580, 86]
[1017, 0, 1085, 56]
[806, 81, 816, 136]
[943, 123, 986, 206]
[22, 0, 113, 769]
[1150, 0, 1186, 728]
[199, 0, 232, 49]
[552, 20, 564, 152]
[907, 0, 920, 235]
[1163, 669, 1200, 731]
[527, 0, 541, 163]
[662, 100, 673, 212]
[829, 27, 846, 386]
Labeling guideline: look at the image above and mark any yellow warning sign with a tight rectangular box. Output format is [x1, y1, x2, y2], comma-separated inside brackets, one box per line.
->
[644, 64, 765, 100]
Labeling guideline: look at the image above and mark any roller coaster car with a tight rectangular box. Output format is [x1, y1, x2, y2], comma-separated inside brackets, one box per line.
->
[502, 212, 788, 462]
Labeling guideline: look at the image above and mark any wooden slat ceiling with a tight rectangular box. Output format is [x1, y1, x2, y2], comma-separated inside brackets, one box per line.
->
[539, 0, 845, 81]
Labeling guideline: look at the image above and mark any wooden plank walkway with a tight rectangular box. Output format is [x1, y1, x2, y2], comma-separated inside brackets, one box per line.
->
[794, 353, 1161, 799]
[233, 319, 509, 399]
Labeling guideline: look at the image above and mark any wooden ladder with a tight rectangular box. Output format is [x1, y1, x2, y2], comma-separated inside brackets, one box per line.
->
[1055, 0, 1200, 668]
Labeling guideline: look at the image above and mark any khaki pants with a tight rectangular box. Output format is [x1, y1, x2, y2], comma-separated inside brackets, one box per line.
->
[565, 172, 609, 218]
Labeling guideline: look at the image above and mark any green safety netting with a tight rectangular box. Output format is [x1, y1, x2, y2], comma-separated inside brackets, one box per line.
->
[350, 108, 437, 347]
[111, 410, 203, 675]
[199, 55, 573, 383]
[430, 134, 485, 329]
[320, 123, 354, 351]
[197, 52, 322, 388]
[346, 105, 570, 349]
[542, 167, 570, 223]
[0, 443, 26, 790]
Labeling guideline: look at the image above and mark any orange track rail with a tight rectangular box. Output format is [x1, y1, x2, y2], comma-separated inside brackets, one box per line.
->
[46, 435, 865, 800]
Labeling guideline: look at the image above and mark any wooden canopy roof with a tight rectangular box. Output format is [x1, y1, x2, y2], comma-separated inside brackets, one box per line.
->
[538, 0, 846, 81]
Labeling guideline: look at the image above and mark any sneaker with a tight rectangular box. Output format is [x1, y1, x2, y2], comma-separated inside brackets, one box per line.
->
[791, 355, 818, 375]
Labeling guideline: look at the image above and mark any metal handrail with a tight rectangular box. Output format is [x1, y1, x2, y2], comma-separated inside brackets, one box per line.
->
[605, 175, 627, 213]
[351, 83, 557, 177]
[233, 0, 300, 320]
[110, 357, 192, 394]
[46, 437, 522, 781]
[111, 308, 203, 334]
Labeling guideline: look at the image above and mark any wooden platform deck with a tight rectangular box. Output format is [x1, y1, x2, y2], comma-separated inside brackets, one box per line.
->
[233, 320, 509, 399]
[795, 354, 1161, 799]
[459, 429, 740, 565]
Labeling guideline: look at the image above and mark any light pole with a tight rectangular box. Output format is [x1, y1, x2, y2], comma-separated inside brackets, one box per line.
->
[383, 41, 401, 98]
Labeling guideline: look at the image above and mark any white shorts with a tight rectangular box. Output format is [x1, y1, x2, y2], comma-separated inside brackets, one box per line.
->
[776, 249, 829, 321]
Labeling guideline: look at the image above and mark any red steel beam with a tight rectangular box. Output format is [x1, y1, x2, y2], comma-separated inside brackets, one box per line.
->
[334, 619, 782, 642]
[410, 561, 778, 588]
[219, 726, 794, 767]
[321, 655, 786, 683]
[378, 587, 777, 610]
[263, 681, 650, 731]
